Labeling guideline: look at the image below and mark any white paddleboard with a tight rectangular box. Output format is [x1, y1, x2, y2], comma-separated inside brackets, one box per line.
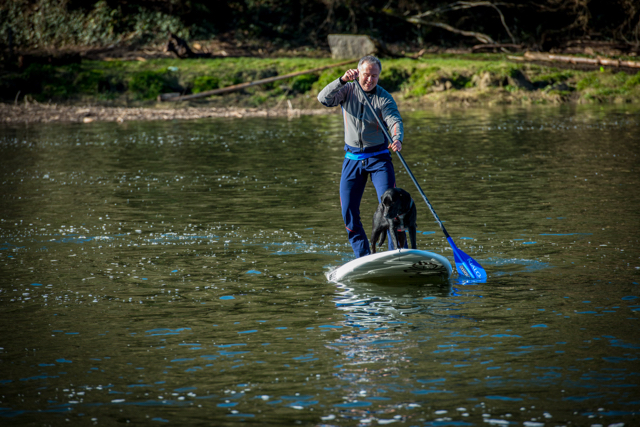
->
[328, 249, 453, 283]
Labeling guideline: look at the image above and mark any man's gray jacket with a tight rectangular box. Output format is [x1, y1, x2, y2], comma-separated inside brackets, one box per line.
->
[317, 78, 404, 152]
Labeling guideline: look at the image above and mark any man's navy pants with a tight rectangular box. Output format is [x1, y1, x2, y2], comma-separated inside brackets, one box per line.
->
[340, 153, 405, 258]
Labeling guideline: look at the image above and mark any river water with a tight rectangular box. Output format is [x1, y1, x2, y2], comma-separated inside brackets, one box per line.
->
[1, 104, 639, 426]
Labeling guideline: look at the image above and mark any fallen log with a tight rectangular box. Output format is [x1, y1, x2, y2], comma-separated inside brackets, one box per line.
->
[523, 51, 640, 69]
[160, 59, 356, 102]
[472, 43, 523, 53]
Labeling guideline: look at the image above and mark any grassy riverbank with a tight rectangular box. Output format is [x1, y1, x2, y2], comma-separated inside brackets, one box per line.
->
[2, 54, 640, 113]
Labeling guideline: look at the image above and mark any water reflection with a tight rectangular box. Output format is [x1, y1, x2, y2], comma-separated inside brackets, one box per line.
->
[327, 279, 476, 425]
[334, 280, 454, 327]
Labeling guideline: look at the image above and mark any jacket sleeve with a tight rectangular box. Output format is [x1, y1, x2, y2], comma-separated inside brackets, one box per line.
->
[317, 78, 349, 107]
[382, 97, 404, 143]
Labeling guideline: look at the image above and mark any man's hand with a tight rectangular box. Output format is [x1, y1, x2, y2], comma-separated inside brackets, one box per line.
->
[389, 140, 403, 152]
[341, 69, 359, 82]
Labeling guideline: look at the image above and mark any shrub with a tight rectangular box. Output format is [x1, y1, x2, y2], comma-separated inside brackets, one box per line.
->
[75, 70, 124, 98]
[533, 70, 574, 86]
[624, 72, 640, 88]
[0, 0, 190, 50]
[249, 94, 268, 107]
[402, 66, 441, 97]
[129, 70, 173, 100]
[20, 64, 71, 100]
[291, 74, 319, 93]
[379, 67, 408, 92]
[450, 71, 470, 88]
[131, 8, 188, 44]
[613, 71, 629, 85]
[311, 68, 344, 93]
[192, 76, 220, 94]
[576, 74, 600, 91]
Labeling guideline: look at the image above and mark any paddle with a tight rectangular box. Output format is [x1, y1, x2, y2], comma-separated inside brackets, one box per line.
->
[353, 80, 487, 280]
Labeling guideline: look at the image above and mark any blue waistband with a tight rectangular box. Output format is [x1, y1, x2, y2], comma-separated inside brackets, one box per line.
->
[345, 149, 390, 160]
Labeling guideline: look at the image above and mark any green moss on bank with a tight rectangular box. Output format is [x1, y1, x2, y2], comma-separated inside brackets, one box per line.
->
[1, 54, 639, 108]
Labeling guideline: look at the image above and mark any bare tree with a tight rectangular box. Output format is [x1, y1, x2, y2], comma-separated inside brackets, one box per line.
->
[407, 1, 516, 44]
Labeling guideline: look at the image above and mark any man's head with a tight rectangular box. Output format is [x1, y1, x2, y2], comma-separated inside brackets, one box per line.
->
[358, 56, 381, 92]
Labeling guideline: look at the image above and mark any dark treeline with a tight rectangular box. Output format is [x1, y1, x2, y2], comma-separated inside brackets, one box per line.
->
[1, 0, 639, 52]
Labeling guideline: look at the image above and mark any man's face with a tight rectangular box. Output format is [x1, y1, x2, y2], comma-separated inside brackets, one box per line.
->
[358, 62, 380, 92]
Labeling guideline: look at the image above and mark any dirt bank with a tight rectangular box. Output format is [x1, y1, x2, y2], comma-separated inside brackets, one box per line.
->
[0, 103, 334, 124]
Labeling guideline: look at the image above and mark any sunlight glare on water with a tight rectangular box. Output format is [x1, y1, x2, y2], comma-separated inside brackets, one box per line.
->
[0, 104, 639, 426]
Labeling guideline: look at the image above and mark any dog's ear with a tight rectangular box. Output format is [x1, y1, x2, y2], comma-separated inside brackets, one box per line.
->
[382, 192, 393, 207]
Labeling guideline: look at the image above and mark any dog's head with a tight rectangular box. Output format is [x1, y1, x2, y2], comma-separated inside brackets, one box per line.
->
[381, 188, 413, 220]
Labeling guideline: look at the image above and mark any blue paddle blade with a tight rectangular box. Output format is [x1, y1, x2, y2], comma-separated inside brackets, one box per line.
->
[447, 237, 487, 280]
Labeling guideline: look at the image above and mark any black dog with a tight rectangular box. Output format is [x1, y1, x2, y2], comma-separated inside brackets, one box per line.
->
[371, 188, 417, 253]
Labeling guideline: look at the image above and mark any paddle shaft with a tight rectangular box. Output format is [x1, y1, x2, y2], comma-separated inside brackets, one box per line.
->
[353, 80, 451, 239]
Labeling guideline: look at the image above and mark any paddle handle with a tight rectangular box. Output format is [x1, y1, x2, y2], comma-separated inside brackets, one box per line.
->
[353, 80, 451, 239]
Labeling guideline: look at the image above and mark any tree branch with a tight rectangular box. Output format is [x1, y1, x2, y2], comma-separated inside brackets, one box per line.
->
[407, 18, 495, 44]
[412, 1, 510, 19]
[408, 1, 515, 44]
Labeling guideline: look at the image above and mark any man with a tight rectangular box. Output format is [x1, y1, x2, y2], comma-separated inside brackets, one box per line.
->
[317, 55, 404, 258]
